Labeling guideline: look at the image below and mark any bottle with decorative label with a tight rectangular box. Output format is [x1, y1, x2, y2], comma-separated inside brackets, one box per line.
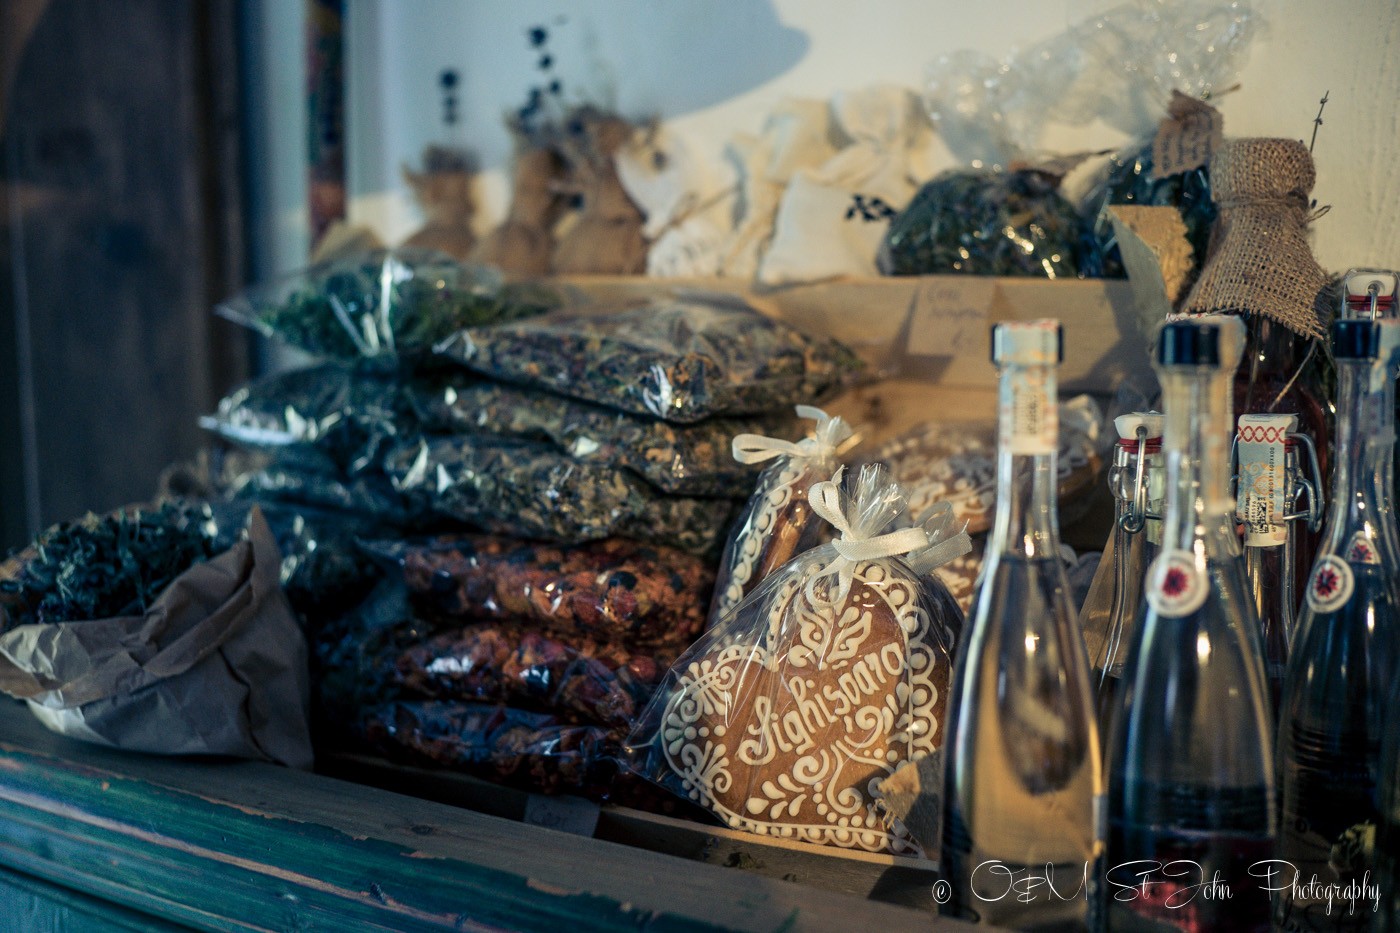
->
[1101, 318, 1276, 933]
[1235, 413, 1323, 709]
[941, 320, 1103, 931]
[1079, 411, 1164, 737]
[1276, 318, 1400, 933]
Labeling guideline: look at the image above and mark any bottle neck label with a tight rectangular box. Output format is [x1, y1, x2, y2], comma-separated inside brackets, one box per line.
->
[1236, 414, 1296, 548]
[1306, 554, 1356, 614]
[1345, 530, 1381, 565]
[1000, 365, 1057, 455]
[1146, 549, 1208, 618]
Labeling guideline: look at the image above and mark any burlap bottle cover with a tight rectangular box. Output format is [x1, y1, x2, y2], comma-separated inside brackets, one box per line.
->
[1180, 138, 1329, 339]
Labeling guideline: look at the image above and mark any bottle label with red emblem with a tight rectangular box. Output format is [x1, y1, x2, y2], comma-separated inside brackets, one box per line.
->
[1306, 554, 1356, 614]
[1146, 549, 1208, 618]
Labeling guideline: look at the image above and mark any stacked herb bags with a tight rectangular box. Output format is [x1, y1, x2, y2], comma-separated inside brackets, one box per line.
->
[205, 275, 865, 797]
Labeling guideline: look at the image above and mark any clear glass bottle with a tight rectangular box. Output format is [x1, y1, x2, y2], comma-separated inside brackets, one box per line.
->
[1080, 411, 1164, 737]
[941, 319, 1103, 931]
[1236, 416, 1323, 710]
[1101, 318, 1276, 932]
[1276, 318, 1400, 933]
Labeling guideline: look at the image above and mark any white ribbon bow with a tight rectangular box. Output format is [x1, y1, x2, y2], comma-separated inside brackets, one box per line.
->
[804, 475, 934, 606]
[732, 405, 854, 466]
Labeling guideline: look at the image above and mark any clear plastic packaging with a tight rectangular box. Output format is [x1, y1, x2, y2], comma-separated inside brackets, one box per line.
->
[383, 436, 739, 557]
[364, 535, 715, 649]
[362, 700, 618, 795]
[217, 247, 556, 362]
[877, 168, 1089, 278]
[857, 395, 1105, 536]
[626, 465, 969, 855]
[708, 406, 854, 626]
[201, 362, 412, 476]
[434, 293, 865, 423]
[335, 612, 675, 732]
[409, 379, 798, 498]
[229, 447, 417, 528]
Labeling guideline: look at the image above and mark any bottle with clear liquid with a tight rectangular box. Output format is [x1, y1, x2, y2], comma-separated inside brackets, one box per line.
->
[1236, 415, 1324, 710]
[1101, 318, 1277, 932]
[941, 320, 1103, 931]
[1276, 320, 1400, 933]
[1080, 412, 1164, 738]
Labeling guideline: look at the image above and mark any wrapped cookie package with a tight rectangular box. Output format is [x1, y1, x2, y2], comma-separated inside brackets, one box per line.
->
[626, 465, 970, 855]
[708, 406, 856, 626]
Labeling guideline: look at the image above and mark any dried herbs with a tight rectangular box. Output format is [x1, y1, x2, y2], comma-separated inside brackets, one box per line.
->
[435, 294, 865, 422]
[362, 701, 617, 795]
[230, 448, 417, 528]
[1083, 140, 1215, 279]
[0, 503, 218, 631]
[201, 362, 414, 476]
[217, 248, 557, 362]
[384, 436, 739, 557]
[877, 168, 1090, 278]
[372, 535, 714, 647]
[409, 379, 796, 497]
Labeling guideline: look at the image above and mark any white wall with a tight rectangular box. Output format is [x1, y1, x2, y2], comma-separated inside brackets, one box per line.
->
[247, 0, 1400, 280]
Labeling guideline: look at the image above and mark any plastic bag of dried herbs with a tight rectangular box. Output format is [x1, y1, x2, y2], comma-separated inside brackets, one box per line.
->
[707, 406, 855, 626]
[216, 248, 558, 364]
[0, 505, 312, 768]
[408, 378, 799, 497]
[201, 361, 415, 476]
[228, 446, 421, 528]
[876, 167, 1091, 278]
[434, 293, 865, 423]
[324, 607, 676, 731]
[383, 436, 740, 557]
[362, 535, 714, 648]
[205, 499, 386, 625]
[362, 700, 620, 796]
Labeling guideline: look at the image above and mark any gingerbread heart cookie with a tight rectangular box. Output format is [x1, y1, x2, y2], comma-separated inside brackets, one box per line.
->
[661, 560, 948, 855]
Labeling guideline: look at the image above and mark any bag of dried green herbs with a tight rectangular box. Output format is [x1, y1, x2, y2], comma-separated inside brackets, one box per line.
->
[216, 247, 557, 364]
[201, 361, 414, 476]
[0, 504, 312, 768]
[408, 378, 800, 498]
[383, 435, 739, 558]
[434, 292, 864, 423]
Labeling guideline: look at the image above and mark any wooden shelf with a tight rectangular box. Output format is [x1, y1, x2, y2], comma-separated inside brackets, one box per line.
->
[0, 706, 975, 931]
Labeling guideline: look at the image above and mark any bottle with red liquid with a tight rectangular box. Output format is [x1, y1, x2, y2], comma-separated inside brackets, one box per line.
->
[1276, 317, 1400, 933]
[1233, 315, 1332, 596]
[1234, 414, 1323, 710]
[1101, 317, 1276, 933]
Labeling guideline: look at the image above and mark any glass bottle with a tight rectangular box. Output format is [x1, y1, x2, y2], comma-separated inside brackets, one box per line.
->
[1101, 317, 1276, 932]
[1233, 315, 1332, 596]
[1375, 681, 1400, 932]
[1080, 411, 1164, 737]
[1276, 318, 1400, 933]
[941, 319, 1103, 931]
[1236, 415, 1323, 709]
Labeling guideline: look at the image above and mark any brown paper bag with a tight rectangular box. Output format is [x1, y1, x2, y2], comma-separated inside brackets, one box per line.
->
[0, 508, 312, 768]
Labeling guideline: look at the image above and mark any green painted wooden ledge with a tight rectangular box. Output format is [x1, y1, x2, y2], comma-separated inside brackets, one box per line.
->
[0, 706, 963, 931]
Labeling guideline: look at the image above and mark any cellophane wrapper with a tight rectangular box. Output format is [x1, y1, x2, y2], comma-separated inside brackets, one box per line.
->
[434, 292, 864, 423]
[216, 247, 556, 363]
[707, 409, 853, 627]
[363, 534, 714, 649]
[626, 466, 965, 855]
